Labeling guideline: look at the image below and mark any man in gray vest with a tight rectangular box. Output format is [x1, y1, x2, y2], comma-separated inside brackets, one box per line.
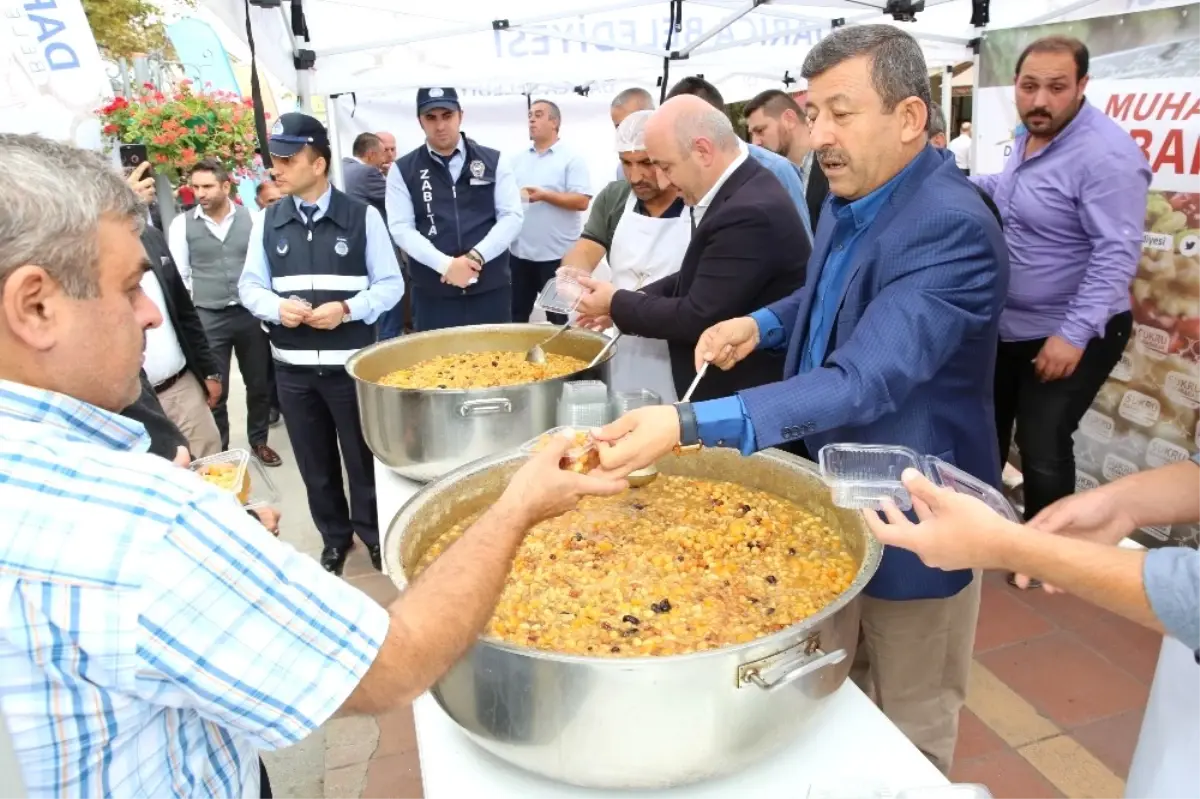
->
[168, 158, 282, 467]
[240, 113, 405, 576]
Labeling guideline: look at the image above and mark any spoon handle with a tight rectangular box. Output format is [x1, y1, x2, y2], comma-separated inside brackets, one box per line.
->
[680, 362, 708, 403]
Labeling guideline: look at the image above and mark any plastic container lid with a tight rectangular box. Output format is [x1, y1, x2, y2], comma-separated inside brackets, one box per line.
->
[520, 426, 599, 473]
[610, 388, 662, 416]
[535, 274, 586, 315]
[560, 380, 608, 404]
[818, 443, 1019, 522]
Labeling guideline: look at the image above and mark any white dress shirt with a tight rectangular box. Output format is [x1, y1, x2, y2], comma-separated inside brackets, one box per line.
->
[238, 185, 406, 325]
[384, 134, 524, 274]
[139, 270, 187, 386]
[690, 145, 750, 227]
[167, 202, 245, 293]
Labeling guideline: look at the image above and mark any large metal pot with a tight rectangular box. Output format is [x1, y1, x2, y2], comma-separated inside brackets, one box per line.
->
[346, 324, 614, 482]
[383, 447, 883, 789]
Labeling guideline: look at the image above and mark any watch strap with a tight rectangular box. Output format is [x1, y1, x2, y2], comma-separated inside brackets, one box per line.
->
[676, 401, 700, 447]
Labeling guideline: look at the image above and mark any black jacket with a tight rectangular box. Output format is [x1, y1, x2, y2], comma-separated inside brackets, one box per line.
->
[610, 158, 810, 401]
[140, 226, 221, 386]
[806, 160, 829, 231]
[122, 370, 188, 459]
[342, 157, 388, 219]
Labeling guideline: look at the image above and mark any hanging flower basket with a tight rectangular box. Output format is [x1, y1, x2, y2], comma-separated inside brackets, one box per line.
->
[97, 79, 265, 183]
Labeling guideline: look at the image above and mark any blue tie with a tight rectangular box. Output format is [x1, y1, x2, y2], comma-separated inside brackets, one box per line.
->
[300, 203, 318, 241]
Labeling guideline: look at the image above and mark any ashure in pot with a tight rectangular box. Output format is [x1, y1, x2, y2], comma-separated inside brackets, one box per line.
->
[346, 324, 614, 482]
[384, 447, 883, 789]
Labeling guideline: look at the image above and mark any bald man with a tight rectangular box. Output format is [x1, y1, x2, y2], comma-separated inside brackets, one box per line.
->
[376, 131, 397, 173]
[574, 95, 809, 401]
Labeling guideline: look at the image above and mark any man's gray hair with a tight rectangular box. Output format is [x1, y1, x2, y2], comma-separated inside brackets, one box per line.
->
[801, 24, 933, 133]
[532, 98, 562, 125]
[676, 105, 739, 154]
[928, 102, 947, 138]
[0, 134, 144, 299]
[612, 87, 655, 111]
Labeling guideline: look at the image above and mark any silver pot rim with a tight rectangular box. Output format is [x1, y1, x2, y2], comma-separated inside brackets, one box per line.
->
[384, 447, 883, 667]
[345, 323, 615, 395]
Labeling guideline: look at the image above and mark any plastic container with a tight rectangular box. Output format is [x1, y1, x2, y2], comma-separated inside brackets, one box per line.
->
[520, 426, 600, 473]
[817, 443, 1020, 522]
[610, 388, 662, 417]
[560, 380, 608, 404]
[559, 380, 611, 427]
[535, 274, 586, 316]
[242, 455, 281, 510]
[190, 449, 252, 505]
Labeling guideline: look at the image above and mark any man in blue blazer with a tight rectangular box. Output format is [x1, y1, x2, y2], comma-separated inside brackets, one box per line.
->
[595, 26, 1009, 773]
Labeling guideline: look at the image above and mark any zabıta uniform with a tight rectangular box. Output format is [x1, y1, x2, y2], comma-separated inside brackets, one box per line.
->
[238, 112, 405, 577]
[386, 87, 524, 331]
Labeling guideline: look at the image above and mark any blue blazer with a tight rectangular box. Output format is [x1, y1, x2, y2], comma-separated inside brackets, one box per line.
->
[738, 146, 1010, 600]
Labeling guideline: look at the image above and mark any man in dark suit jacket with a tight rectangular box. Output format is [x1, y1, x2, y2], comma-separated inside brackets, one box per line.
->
[574, 95, 809, 401]
[342, 132, 389, 218]
[592, 26, 1009, 774]
[139, 225, 225, 457]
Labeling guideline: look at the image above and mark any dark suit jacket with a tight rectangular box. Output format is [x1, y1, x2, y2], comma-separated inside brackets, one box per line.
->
[738, 145, 1009, 601]
[610, 158, 810, 401]
[140, 226, 221, 386]
[806, 159, 828, 230]
[342, 157, 387, 218]
[122, 370, 189, 459]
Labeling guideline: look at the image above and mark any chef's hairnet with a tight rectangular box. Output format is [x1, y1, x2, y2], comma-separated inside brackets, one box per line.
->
[614, 109, 654, 153]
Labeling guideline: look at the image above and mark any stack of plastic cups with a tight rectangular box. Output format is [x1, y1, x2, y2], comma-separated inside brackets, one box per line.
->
[558, 380, 610, 428]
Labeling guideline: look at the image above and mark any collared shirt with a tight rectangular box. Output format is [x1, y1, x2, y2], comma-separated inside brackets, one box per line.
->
[745, 142, 814, 243]
[690, 147, 750, 227]
[167, 203, 244, 293]
[797, 150, 814, 192]
[510, 139, 592, 262]
[972, 101, 1150, 346]
[239, 185, 405, 325]
[139, 270, 187, 386]
[1143, 452, 1200, 657]
[384, 134, 524, 274]
[947, 134, 971, 170]
[692, 155, 921, 453]
[0, 380, 388, 798]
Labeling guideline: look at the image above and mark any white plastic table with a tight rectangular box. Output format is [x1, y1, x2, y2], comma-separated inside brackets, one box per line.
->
[376, 461, 949, 798]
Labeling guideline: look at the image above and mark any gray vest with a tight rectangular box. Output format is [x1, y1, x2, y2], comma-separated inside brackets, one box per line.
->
[185, 207, 253, 309]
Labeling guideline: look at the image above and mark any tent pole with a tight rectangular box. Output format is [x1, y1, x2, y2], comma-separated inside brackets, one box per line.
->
[327, 95, 345, 191]
[969, 47, 980, 174]
[677, 0, 758, 57]
[941, 64, 952, 130]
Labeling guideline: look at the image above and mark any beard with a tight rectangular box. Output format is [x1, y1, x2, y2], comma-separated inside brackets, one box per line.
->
[1021, 95, 1083, 137]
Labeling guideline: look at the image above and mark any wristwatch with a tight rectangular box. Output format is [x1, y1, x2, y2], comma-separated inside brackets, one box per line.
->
[340, 301, 352, 324]
[674, 401, 703, 455]
[465, 249, 484, 267]
[205, 374, 221, 383]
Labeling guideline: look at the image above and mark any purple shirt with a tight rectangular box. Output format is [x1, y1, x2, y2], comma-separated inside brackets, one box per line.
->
[972, 101, 1150, 347]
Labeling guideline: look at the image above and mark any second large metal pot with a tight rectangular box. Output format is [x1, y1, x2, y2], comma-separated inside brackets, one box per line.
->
[384, 447, 883, 789]
[346, 324, 614, 482]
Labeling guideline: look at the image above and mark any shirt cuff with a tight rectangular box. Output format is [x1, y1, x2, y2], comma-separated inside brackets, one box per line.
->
[1057, 318, 1097, 350]
[432, 253, 454, 275]
[694, 396, 758, 455]
[750, 308, 786, 351]
[343, 294, 368, 322]
[1143, 547, 1200, 652]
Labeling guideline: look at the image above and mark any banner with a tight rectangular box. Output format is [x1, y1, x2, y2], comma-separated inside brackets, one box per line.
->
[976, 4, 1200, 549]
[0, 0, 110, 148]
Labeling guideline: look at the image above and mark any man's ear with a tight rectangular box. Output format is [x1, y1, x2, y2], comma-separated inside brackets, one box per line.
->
[2, 264, 63, 351]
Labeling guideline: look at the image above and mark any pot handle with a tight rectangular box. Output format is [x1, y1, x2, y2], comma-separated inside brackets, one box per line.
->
[458, 398, 513, 417]
[745, 647, 847, 692]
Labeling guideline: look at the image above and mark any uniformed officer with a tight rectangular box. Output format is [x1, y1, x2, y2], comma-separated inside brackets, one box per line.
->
[385, 87, 524, 331]
[239, 112, 405, 576]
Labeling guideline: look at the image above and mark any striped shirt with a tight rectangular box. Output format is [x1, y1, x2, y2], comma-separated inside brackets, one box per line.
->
[0, 380, 389, 797]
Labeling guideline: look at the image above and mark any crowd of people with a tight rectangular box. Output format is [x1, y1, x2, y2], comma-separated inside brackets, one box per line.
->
[0, 21, 1195, 799]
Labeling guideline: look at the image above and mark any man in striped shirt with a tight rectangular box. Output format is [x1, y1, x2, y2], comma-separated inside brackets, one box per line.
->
[0, 134, 627, 798]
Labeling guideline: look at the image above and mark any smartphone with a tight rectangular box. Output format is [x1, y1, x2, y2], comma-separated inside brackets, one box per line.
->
[119, 143, 150, 173]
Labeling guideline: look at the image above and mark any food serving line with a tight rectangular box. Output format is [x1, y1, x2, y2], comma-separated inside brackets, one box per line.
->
[350, 313, 999, 797]
[376, 463, 951, 798]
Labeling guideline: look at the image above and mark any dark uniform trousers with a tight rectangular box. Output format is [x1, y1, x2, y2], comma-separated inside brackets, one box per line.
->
[412, 285, 513, 332]
[275, 363, 378, 549]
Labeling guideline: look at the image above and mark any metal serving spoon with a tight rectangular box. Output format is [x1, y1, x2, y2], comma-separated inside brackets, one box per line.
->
[625, 362, 709, 488]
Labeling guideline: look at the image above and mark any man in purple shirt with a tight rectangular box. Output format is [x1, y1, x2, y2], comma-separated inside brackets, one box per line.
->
[972, 36, 1150, 588]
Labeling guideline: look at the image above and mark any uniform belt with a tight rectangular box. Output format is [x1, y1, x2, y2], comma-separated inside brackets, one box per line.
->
[154, 367, 189, 394]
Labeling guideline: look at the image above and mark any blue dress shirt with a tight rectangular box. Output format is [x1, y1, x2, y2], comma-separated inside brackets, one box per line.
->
[239, 186, 406, 325]
[746, 143, 814, 244]
[692, 157, 920, 454]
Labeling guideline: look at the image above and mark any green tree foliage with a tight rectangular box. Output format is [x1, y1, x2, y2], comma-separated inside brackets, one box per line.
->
[80, 0, 190, 59]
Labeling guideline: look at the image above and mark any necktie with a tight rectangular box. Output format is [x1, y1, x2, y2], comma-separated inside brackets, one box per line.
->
[300, 203, 318, 242]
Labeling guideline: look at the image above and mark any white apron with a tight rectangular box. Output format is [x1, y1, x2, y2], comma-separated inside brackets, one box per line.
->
[606, 191, 691, 402]
[1125, 636, 1200, 798]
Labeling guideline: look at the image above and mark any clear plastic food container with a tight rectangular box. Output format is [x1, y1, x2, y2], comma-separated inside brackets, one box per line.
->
[520, 426, 600, 473]
[535, 274, 586, 316]
[242, 456, 281, 510]
[190, 449, 252, 505]
[610, 388, 662, 416]
[817, 444, 1019, 522]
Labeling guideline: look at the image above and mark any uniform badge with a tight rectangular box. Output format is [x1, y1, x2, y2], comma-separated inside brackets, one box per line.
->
[429, 87, 444, 98]
[271, 118, 284, 135]
[334, 237, 349, 256]
[276, 237, 289, 256]
[469, 159, 486, 178]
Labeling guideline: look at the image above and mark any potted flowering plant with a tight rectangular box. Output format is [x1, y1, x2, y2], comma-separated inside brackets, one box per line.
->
[97, 79, 264, 182]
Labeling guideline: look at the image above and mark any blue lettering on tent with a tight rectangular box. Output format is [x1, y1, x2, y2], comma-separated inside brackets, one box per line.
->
[492, 16, 828, 58]
[23, 1, 81, 71]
